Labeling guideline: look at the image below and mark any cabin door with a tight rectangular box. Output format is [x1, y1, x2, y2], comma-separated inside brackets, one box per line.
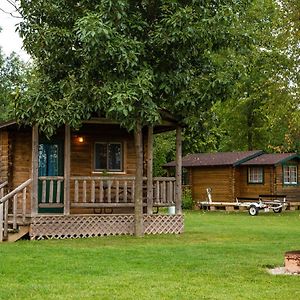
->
[38, 140, 64, 213]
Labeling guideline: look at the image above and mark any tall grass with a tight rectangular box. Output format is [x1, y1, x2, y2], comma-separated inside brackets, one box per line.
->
[0, 211, 299, 299]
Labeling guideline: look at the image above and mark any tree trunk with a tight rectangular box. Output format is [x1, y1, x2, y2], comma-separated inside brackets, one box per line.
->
[147, 126, 153, 215]
[134, 120, 144, 236]
[175, 126, 182, 214]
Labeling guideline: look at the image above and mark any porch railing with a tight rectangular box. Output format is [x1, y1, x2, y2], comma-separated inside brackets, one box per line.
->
[152, 177, 175, 206]
[38, 176, 64, 208]
[71, 176, 136, 207]
[0, 179, 32, 242]
[70, 176, 176, 208]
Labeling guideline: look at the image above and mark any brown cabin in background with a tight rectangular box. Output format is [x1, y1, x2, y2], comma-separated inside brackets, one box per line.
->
[164, 151, 300, 206]
[0, 116, 184, 242]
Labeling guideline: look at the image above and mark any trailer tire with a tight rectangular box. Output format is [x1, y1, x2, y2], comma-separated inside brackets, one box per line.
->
[249, 205, 259, 216]
[273, 207, 282, 213]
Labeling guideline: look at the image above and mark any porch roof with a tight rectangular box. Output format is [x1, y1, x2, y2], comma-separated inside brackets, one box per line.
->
[164, 150, 263, 168]
[241, 153, 300, 166]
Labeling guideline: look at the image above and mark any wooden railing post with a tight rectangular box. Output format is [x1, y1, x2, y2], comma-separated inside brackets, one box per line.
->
[64, 125, 71, 215]
[31, 125, 39, 216]
[134, 120, 144, 237]
[147, 126, 153, 214]
[0, 203, 3, 242]
[175, 126, 182, 214]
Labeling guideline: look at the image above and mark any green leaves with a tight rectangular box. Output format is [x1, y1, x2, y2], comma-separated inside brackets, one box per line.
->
[14, 0, 298, 150]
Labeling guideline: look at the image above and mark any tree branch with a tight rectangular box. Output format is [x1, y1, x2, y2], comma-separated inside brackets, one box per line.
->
[0, 0, 22, 18]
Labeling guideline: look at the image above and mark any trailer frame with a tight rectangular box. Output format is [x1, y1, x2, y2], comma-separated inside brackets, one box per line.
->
[199, 188, 288, 216]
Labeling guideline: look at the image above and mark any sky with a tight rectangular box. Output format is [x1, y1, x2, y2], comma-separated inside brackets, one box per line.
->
[0, 0, 30, 61]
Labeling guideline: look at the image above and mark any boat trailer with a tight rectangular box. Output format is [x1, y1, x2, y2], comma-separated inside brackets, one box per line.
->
[199, 188, 288, 216]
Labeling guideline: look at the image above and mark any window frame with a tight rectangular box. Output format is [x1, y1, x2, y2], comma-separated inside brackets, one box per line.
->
[247, 166, 264, 184]
[94, 141, 123, 173]
[283, 165, 298, 185]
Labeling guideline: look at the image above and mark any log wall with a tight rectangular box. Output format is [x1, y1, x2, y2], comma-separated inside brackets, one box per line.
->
[190, 166, 234, 202]
[275, 161, 300, 202]
[237, 166, 274, 198]
[0, 129, 9, 184]
[70, 124, 136, 177]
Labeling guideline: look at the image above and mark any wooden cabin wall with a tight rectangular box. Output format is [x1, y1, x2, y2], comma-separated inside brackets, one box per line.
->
[191, 166, 233, 202]
[237, 166, 274, 198]
[70, 124, 137, 214]
[275, 161, 300, 202]
[70, 124, 136, 177]
[8, 128, 32, 212]
[11, 130, 32, 190]
[0, 129, 9, 184]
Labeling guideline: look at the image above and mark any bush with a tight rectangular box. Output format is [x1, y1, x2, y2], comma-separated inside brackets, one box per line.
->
[182, 188, 194, 210]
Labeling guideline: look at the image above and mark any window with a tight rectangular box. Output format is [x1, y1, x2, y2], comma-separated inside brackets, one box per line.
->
[94, 142, 123, 172]
[248, 167, 263, 184]
[283, 165, 297, 185]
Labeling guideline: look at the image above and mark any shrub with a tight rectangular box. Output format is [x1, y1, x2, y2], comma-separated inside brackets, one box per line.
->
[182, 187, 194, 210]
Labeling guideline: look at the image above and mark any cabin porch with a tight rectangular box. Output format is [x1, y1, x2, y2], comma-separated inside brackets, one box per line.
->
[0, 175, 183, 241]
[0, 120, 183, 241]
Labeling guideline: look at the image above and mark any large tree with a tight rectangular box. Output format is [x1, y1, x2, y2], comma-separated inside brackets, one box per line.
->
[14, 0, 274, 135]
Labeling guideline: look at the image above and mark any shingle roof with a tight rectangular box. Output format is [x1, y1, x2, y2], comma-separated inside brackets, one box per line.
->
[164, 150, 263, 168]
[241, 153, 300, 165]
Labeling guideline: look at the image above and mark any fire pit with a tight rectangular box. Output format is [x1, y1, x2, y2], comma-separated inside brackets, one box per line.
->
[285, 251, 300, 274]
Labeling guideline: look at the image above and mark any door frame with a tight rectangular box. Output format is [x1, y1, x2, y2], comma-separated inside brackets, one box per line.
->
[37, 137, 64, 214]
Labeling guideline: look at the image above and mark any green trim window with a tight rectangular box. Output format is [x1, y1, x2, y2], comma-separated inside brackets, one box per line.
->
[248, 167, 263, 184]
[283, 165, 297, 185]
[94, 142, 123, 172]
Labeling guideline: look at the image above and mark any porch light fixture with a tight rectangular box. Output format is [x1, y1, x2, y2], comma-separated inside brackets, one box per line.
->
[78, 136, 84, 143]
[74, 135, 84, 143]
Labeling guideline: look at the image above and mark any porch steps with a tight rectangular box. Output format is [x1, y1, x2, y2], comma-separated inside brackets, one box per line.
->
[5, 225, 30, 242]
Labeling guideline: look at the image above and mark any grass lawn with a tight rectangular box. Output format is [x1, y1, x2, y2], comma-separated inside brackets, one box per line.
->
[0, 211, 300, 300]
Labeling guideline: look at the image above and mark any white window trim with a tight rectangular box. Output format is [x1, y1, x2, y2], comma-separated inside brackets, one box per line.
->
[283, 165, 297, 185]
[248, 167, 264, 184]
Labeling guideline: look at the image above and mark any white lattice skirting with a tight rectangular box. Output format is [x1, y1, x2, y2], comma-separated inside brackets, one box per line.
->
[30, 214, 184, 240]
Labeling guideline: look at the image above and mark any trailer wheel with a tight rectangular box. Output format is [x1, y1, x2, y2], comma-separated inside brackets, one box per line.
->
[249, 205, 259, 216]
[273, 207, 282, 213]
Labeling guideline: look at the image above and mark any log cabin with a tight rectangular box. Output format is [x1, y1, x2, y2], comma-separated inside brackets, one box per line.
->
[0, 116, 184, 241]
[238, 153, 300, 204]
[164, 151, 300, 208]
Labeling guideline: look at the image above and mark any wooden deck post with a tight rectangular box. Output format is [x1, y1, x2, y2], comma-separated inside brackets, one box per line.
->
[31, 125, 39, 216]
[147, 126, 153, 215]
[134, 120, 144, 236]
[175, 126, 182, 214]
[64, 125, 71, 215]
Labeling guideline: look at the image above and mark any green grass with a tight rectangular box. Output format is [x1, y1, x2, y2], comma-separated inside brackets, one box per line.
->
[1, 211, 300, 300]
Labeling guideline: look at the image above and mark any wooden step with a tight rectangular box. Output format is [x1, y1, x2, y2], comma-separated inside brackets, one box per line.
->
[6, 225, 30, 242]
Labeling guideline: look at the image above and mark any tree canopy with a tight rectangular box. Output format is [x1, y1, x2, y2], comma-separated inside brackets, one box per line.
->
[14, 0, 280, 136]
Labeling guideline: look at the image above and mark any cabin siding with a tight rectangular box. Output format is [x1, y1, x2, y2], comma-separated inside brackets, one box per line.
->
[191, 166, 233, 202]
[275, 161, 300, 202]
[69, 124, 137, 213]
[237, 166, 273, 198]
[70, 124, 136, 177]
[0, 129, 9, 184]
[9, 129, 32, 212]
[12, 131, 32, 189]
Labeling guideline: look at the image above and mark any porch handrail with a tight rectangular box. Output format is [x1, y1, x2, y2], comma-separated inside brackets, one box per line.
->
[0, 179, 32, 204]
[71, 176, 136, 181]
[0, 178, 32, 242]
[70, 176, 176, 209]
[0, 181, 8, 190]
